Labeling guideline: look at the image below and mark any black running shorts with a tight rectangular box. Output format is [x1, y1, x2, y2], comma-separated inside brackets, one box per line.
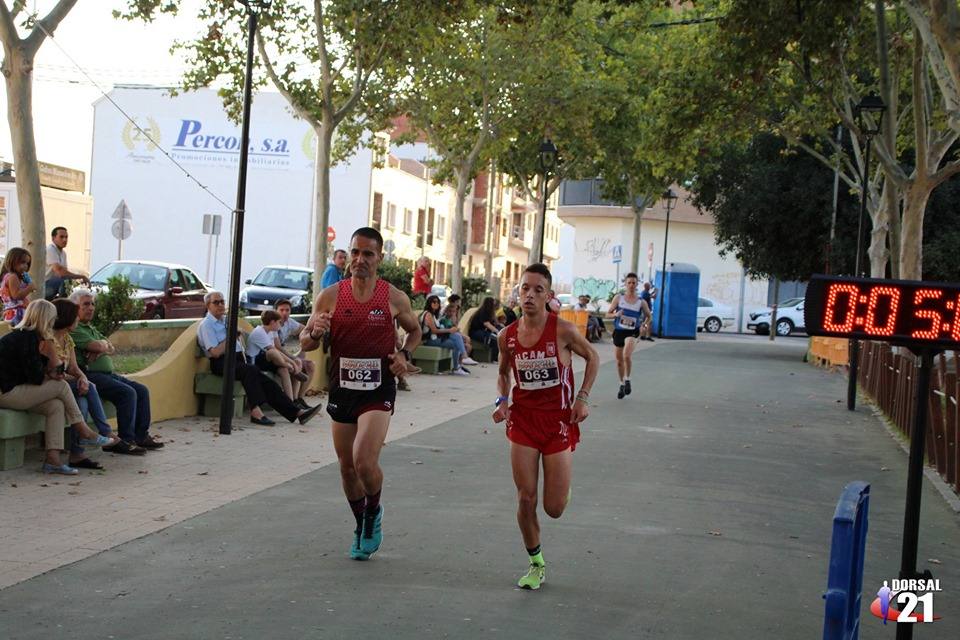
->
[612, 328, 640, 348]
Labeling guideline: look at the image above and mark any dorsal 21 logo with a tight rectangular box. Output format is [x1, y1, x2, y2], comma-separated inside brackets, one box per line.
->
[870, 579, 943, 624]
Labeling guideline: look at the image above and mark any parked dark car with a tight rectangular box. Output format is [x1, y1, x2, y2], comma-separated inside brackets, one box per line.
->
[239, 265, 312, 314]
[89, 260, 208, 319]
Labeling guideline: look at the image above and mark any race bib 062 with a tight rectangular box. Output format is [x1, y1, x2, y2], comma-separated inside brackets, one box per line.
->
[339, 357, 382, 390]
[515, 357, 560, 390]
[619, 315, 637, 329]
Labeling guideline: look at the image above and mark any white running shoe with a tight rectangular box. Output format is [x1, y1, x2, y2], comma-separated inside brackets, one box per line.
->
[451, 368, 470, 376]
[462, 357, 480, 366]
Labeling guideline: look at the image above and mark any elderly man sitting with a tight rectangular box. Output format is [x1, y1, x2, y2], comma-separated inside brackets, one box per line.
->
[575, 294, 603, 342]
[69, 289, 158, 454]
[197, 291, 321, 426]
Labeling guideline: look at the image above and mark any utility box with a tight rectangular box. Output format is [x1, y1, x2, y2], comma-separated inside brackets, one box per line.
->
[652, 262, 700, 339]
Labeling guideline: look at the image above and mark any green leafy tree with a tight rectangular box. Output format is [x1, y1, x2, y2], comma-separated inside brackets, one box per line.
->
[0, 1, 80, 295]
[93, 275, 145, 338]
[376, 261, 413, 297]
[460, 275, 489, 309]
[690, 132, 860, 302]
[118, 0, 463, 295]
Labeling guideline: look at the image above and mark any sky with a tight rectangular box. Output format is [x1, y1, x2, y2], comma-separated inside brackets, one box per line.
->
[0, 0, 575, 286]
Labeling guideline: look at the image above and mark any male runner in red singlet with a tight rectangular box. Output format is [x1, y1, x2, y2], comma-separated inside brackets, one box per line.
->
[492, 264, 599, 589]
[301, 227, 421, 560]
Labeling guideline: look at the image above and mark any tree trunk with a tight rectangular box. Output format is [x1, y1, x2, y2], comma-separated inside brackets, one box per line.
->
[881, 179, 901, 278]
[451, 169, 469, 295]
[483, 163, 495, 292]
[630, 202, 642, 275]
[312, 121, 333, 296]
[768, 279, 780, 342]
[899, 181, 931, 280]
[868, 180, 890, 278]
[4, 45, 46, 295]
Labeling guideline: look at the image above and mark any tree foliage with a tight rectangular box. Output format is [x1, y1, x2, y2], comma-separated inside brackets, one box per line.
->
[690, 133, 860, 282]
[94, 275, 145, 338]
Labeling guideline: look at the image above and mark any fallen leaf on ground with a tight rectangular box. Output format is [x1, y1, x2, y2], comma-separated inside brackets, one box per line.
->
[68, 490, 79, 495]
[411, 460, 423, 465]
[68, 481, 81, 486]
[928, 558, 942, 564]
[154, 516, 167, 522]
[708, 531, 723, 536]
[9, 483, 16, 488]
[138, 470, 148, 474]
[197, 471, 209, 476]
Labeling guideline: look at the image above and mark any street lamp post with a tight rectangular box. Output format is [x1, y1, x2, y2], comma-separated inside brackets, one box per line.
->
[657, 187, 678, 338]
[219, 0, 272, 436]
[847, 93, 886, 412]
[536, 138, 557, 263]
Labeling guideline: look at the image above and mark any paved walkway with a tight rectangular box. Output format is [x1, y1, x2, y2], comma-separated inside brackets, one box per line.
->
[1, 337, 958, 640]
[0, 341, 623, 590]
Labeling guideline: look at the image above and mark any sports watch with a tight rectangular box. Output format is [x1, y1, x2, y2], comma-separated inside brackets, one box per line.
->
[495, 395, 508, 407]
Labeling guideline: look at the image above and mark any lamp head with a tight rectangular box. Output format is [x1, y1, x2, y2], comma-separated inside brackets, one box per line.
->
[854, 93, 886, 136]
[539, 138, 558, 172]
[662, 187, 678, 210]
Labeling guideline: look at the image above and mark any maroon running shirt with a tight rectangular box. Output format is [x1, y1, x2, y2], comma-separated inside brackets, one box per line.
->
[329, 278, 397, 392]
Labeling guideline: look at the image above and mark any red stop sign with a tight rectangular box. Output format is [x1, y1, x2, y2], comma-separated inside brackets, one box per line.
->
[327, 226, 336, 242]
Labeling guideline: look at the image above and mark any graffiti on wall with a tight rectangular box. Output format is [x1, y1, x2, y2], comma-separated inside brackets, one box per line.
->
[573, 277, 617, 301]
[703, 271, 768, 308]
[576, 236, 614, 263]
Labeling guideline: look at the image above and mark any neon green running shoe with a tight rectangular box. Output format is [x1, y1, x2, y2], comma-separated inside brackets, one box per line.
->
[518, 562, 546, 590]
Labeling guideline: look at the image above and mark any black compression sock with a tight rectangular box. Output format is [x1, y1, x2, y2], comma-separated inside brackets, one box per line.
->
[365, 490, 382, 516]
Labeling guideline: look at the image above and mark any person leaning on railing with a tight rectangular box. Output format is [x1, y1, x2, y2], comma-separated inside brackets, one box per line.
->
[0, 299, 118, 475]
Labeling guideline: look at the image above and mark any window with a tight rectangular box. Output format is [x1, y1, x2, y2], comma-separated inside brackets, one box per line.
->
[417, 208, 426, 247]
[699, 298, 712, 307]
[168, 268, 182, 290]
[437, 215, 446, 239]
[181, 269, 202, 291]
[371, 192, 383, 230]
[386, 203, 397, 229]
[427, 207, 435, 246]
[512, 212, 523, 240]
[403, 208, 414, 234]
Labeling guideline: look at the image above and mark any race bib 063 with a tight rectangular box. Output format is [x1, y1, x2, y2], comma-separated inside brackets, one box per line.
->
[339, 357, 382, 390]
[619, 315, 637, 329]
[515, 357, 560, 390]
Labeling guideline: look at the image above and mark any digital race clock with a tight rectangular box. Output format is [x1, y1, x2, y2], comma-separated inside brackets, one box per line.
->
[804, 275, 960, 350]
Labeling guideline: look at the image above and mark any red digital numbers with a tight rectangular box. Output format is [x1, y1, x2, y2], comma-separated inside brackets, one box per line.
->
[954, 295, 960, 341]
[823, 284, 859, 332]
[911, 289, 944, 339]
[863, 287, 901, 336]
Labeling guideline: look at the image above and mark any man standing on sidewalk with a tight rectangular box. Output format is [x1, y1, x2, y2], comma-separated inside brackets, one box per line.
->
[493, 263, 599, 590]
[301, 227, 421, 561]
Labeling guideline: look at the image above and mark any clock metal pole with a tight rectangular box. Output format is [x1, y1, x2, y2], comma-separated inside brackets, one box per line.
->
[896, 349, 935, 640]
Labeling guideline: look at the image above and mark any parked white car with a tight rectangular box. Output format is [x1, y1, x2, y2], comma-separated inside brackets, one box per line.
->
[697, 297, 735, 333]
[747, 297, 806, 336]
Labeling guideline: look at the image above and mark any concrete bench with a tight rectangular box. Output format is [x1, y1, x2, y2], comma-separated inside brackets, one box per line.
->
[0, 401, 118, 471]
[412, 345, 454, 374]
[470, 342, 495, 363]
[194, 372, 246, 418]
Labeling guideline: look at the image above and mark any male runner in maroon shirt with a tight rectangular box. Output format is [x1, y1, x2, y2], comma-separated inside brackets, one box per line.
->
[301, 227, 422, 560]
[493, 263, 599, 589]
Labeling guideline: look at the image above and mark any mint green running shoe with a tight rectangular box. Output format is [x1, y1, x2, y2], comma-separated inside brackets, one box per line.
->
[517, 562, 546, 590]
[350, 522, 369, 560]
[360, 505, 383, 556]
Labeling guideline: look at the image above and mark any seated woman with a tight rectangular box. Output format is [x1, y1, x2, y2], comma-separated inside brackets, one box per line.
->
[441, 296, 472, 355]
[0, 299, 117, 475]
[419, 295, 475, 376]
[468, 296, 503, 361]
[52, 298, 120, 470]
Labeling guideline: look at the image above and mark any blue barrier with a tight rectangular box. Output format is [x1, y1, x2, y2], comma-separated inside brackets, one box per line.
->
[823, 481, 871, 640]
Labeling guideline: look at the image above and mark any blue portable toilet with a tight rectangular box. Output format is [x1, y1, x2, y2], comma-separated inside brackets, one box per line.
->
[651, 262, 700, 339]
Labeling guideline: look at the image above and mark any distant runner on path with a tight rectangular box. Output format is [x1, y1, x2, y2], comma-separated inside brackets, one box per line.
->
[493, 263, 599, 590]
[301, 227, 422, 561]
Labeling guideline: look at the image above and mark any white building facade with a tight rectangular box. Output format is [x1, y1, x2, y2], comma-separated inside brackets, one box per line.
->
[558, 180, 769, 331]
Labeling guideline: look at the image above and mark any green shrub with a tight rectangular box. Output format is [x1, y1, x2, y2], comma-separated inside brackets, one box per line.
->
[377, 261, 414, 296]
[94, 275, 145, 338]
[461, 276, 489, 308]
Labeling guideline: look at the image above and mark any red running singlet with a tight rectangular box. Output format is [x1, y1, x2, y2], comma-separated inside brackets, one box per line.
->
[329, 278, 396, 392]
[505, 312, 575, 411]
